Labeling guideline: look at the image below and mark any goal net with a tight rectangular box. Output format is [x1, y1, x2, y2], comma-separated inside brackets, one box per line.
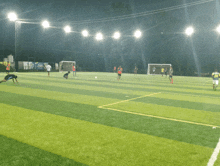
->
[147, 63, 172, 75]
[59, 61, 76, 72]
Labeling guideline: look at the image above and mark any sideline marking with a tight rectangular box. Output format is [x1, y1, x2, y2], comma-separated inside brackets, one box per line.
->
[100, 92, 161, 107]
[207, 138, 220, 166]
[99, 107, 220, 129]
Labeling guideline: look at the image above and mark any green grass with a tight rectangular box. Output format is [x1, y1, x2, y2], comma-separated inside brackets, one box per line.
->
[0, 72, 219, 166]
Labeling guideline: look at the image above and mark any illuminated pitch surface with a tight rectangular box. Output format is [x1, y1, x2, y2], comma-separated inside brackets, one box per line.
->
[0, 72, 219, 166]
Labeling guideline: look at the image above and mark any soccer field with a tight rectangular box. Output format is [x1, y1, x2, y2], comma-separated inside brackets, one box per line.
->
[0, 72, 219, 166]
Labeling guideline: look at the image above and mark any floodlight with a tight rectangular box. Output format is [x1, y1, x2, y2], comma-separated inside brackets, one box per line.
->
[82, 30, 89, 37]
[42, 20, 50, 28]
[64, 26, 71, 33]
[95, 32, 103, 40]
[216, 25, 220, 34]
[134, 30, 142, 38]
[113, 32, 121, 39]
[8, 12, 17, 21]
[185, 27, 194, 36]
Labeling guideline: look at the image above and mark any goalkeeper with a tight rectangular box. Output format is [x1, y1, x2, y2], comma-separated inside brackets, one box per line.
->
[212, 69, 220, 90]
[0, 74, 18, 84]
[63, 71, 70, 79]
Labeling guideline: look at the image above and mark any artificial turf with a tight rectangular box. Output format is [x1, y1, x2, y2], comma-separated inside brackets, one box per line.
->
[0, 72, 219, 165]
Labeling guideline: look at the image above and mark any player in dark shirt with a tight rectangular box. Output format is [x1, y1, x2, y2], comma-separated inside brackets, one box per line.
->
[0, 74, 18, 84]
[63, 71, 70, 79]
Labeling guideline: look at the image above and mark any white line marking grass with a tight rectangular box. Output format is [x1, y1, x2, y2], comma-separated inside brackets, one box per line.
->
[98, 92, 220, 129]
[100, 92, 161, 107]
[207, 138, 220, 166]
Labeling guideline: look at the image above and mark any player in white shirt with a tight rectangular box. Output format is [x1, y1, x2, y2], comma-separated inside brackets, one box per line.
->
[45, 64, 52, 76]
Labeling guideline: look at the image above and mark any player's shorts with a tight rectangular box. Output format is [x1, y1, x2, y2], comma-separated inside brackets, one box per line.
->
[47, 70, 50, 72]
[213, 80, 219, 85]
[169, 75, 172, 78]
[6, 70, 10, 73]
[165, 72, 167, 75]
[118, 74, 121, 76]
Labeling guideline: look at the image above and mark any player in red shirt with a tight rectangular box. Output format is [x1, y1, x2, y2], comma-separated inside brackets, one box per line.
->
[6, 62, 10, 74]
[72, 65, 76, 76]
[117, 66, 122, 81]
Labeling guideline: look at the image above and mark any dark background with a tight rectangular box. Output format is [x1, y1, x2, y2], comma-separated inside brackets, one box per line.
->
[0, 0, 220, 75]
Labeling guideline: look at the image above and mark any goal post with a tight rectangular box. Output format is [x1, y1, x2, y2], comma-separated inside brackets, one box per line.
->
[147, 63, 172, 75]
[59, 61, 76, 72]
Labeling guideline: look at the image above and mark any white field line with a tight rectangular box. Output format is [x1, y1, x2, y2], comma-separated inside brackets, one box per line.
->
[207, 138, 220, 166]
[99, 92, 161, 108]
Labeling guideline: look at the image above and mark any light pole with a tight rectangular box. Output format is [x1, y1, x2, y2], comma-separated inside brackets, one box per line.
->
[7, 12, 18, 71]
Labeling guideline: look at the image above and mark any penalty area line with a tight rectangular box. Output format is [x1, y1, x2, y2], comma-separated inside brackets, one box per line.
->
[98, 107, 220, 129]
[99, 92, 161, 108]
[207, 138, 220, 166]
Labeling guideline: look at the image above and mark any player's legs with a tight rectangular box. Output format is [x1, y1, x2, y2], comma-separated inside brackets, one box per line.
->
[47, 71, 50, 76]
[0, 79, 7, 83]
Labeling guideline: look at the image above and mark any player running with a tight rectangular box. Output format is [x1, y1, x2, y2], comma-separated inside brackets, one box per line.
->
[169, 66, 173, 84]
[63, 71, 70, 79]
[0, 74, 18, 84]
[212, 69, 220, 90]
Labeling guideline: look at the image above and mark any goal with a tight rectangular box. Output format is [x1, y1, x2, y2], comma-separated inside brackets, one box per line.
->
[147, 63, 172, 75]
[59, 61, 76, 72]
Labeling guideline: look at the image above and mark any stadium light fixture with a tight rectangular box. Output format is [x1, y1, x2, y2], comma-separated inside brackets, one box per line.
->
[113, 31, 121, 39]
[185, 26, 194, 36]
[82, 30, 89, 37]
[7, 12, 18, 21]
[64, 25, 71, 33]
[42, 20, 50, 28]
[216, 25, 220, 34]
[95, 32, 103, 41]
[134, 30, 142, 38]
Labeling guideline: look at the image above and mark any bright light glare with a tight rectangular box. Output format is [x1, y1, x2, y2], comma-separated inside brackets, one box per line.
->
[185, 27, 194, 36]
[134, 30, 142, 38]
[82, 30, 89, 37]
[216, 25, 220, 34]
[8, 12, 17, 21]
[64, 26, 71, 33]
[113, 32, 121, 39]
[95, 33, 103, 41]
[42, 21, 50, 28]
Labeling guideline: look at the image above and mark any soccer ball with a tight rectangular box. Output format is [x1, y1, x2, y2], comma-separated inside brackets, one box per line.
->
[95, 76, 97, 79]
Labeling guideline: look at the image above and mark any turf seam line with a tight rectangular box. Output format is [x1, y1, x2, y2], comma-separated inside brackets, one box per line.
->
[99, 107, 220, 128]
[207, 138, 220, 166]
[99, 92, 161, 107]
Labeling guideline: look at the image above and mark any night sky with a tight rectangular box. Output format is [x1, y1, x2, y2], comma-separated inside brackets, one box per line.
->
[0, 0, 220, 74]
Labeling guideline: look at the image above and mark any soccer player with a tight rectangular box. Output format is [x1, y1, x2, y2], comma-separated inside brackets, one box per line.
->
[45, 64, 52, 76]
[117, 66, 122, 81]
[6, 61, 10, 74]
[169, 66, 173, 84]
[134, 66, 138, 75]
[63, 71, 70, 79]
[72, 65, 76, 76]
[153, 67, 156, 74]
[212, 69, 220, 90]
[0, 74, 18, 84]
[161, 67, 164, 77]
[113, 66, 116, 73]
[164, 68, 168, 77]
